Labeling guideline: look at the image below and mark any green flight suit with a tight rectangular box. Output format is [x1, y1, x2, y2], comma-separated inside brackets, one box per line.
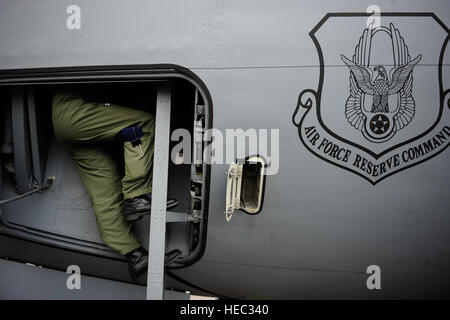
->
[52, 92, 155, 255]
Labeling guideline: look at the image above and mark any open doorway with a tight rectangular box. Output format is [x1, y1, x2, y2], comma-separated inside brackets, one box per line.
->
[0, 67, 211, 281]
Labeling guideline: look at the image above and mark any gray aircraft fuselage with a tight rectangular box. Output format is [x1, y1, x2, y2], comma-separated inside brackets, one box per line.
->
[0, 0, 449, 299]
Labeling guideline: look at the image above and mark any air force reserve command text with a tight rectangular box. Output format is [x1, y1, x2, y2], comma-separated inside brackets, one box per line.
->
[303, 125, 450, 180]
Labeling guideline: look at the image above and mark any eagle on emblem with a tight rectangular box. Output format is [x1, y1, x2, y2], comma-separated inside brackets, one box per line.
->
[340, 24, 422, 141]
[341, 55, 421, 113]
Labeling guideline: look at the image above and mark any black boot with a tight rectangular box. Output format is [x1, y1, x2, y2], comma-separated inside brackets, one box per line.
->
[123, 194, 180, 222]
[125, 247, 148, 281]
[123, 195, 151, 222]
[125, 248, 182, 281]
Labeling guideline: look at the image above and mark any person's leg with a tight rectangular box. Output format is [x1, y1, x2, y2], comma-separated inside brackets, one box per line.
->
[52, 94, 155, 199]
[64, 143, 141, 256]
[121, 116, 155, 199]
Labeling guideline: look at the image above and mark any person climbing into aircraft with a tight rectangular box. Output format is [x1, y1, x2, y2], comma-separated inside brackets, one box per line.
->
[52, 89, 179, 280]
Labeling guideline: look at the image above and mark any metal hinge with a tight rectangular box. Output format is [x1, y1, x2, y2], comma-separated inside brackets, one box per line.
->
[225, 163, 243, 222]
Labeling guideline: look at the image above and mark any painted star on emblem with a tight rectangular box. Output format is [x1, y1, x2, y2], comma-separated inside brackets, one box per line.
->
[369, 114, 390, 135]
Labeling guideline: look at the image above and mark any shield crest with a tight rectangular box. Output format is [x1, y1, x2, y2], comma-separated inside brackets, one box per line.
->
[293, 13, 449, 184]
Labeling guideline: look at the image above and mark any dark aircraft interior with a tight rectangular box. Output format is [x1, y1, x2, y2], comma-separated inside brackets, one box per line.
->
[0, 78, 209, 286]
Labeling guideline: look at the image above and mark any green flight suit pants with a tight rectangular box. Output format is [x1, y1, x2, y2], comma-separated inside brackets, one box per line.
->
[52, 93, 155, 255]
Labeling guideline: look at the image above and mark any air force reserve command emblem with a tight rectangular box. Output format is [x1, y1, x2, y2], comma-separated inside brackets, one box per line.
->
[292, 13, 449, 184]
